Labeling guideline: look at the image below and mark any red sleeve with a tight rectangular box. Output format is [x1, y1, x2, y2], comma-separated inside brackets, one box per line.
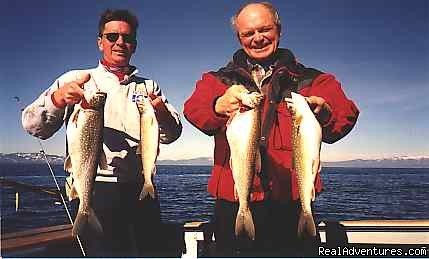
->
[183, 73, 229, 136]
[301, 73, 359, 144]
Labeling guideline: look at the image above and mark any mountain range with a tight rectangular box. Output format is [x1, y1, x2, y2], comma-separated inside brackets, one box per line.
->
[0, 153, 428, 168]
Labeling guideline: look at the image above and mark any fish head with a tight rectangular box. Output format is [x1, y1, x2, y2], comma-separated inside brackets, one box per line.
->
[240, 92, 264, 109]
[135, 95, 152, 113]
[288, 92, 310, 120]
[83, 91, 107, 110]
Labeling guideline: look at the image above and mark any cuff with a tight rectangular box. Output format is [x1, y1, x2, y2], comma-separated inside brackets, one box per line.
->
[50, 91, 66, 109]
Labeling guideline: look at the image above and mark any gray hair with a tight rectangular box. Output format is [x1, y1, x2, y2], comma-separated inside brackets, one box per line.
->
[230, 2, 281, 33]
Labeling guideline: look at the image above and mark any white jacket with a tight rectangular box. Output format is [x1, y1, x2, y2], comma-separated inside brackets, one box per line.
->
[22, 63, 182, 183]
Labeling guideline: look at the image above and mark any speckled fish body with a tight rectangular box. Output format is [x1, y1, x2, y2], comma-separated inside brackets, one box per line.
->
[289, 92, 322, 238]
[226, 91, 264, 240]
[65, 90, 106, 237]
[136, 95, 159, 200]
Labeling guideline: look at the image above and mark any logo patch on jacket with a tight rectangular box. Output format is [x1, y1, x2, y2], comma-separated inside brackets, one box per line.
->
[132, 93, 147, 102]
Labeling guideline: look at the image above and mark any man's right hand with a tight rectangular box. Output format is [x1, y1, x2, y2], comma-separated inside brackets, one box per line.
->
[52, 73, 91, 108]
[214, 84, 248, 117]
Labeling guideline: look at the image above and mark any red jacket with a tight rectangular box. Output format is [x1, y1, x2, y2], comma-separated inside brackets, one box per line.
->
[184, 49, 359, 202]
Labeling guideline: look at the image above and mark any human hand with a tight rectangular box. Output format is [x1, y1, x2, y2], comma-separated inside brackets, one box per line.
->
[306, 96, 332, 125]
[52, 73, 91, 108]
[214, 84, 248, 117]
[147, 93, 162, 108]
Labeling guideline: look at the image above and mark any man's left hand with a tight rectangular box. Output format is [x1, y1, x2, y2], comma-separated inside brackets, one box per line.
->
[306, 96, 332, 126]
[148, 94, 171, 122]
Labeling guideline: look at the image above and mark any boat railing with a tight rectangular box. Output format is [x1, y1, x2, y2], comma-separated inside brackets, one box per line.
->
[2, 178, 428, 257]
[3, 219, 429, 257]
[0, 177, 63, 212]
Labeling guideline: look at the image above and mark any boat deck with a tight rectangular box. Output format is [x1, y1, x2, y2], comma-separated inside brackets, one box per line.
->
[2, 219, 428, 257]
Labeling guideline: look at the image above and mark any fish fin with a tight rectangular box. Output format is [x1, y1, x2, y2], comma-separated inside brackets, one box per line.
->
[139, 183, 156, 200]
[68, 185, 79, 201]
[312, 159, 320, 177]
[226, 115, 234, 126]
[64, 155, 72, 172]
[311, 187, 316, 201]
[297, 210, 317, 239]
[233, 185, 239, 200]
[255, 150, 261, 175]
[73, 209, 103, 237]
[88, 208, 103, 235]
[235, 208, 255, 240]
[70, 108, 80, 124]
[72, 212, 86, 237]
[99, 150, 108, 170]
[311, 159, 320, 202]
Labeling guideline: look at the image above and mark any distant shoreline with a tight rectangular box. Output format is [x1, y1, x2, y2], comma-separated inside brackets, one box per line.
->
[1, 153, 428, 168]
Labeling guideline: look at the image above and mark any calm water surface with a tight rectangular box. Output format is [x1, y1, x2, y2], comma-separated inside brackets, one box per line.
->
[1, 164, 428, 233]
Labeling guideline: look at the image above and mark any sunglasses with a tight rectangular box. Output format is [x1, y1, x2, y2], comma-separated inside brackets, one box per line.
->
[101, 33, 136, 44]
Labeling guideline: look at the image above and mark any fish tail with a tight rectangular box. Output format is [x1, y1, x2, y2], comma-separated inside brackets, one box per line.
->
[235, 208, 255, 240]
[72, 208, 103, 237]
[72, 212, 86, 237]
[139, 183, 156, 200]
[297, 210, 316, 238]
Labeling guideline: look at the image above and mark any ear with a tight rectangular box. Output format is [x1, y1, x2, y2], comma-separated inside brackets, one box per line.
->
[277, 24, 283, 37]
[131, 41, 137, 54]
[97, 36, 103, 52]
[236, 32, 244, 45]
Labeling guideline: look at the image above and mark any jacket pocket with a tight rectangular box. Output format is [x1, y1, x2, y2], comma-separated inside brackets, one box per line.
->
[272, 102, 293, 150]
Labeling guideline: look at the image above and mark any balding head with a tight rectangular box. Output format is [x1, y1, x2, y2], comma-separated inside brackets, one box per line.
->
[231, 2, 281, 62]
[231, 2, 281, 34]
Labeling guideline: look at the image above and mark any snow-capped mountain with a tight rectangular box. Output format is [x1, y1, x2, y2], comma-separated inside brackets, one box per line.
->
[0, 153, 428, 168]
[0, 152, 64, 165]
[322, 155, 429, 168]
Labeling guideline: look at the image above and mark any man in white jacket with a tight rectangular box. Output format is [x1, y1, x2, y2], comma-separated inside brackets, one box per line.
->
[22, 9, 182, 257]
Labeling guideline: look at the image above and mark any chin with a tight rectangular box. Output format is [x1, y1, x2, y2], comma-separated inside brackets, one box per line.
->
[113, 59, 130, 66]
[251, 52, 272, 61]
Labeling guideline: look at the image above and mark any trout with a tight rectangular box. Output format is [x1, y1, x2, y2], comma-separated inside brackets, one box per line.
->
[65, 88, 106, 237]
[287, 92, 322, 238]
[136, 94, 159, 200]
[226, 90, 264, 240]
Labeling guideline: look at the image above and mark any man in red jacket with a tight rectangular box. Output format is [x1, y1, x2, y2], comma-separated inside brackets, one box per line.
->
[184, 2, 359, 257]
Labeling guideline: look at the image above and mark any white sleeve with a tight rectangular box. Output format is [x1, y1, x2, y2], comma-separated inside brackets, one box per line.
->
[21, 71, 79, 139]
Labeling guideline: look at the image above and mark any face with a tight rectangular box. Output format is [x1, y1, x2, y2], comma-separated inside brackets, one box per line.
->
[97, 21, 136, 66]
[235, 4, 280, 62]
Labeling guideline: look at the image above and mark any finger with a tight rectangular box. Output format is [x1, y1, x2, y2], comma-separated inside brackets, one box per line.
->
[65, 90, 84, 103]
[69, 83, 85, 96]
[148, 93, 158, 100]
[75, 73, 91, 87]
[313, 105, 322, 114]
[284, 97, 293, 103]
[150, 96, 162, 107]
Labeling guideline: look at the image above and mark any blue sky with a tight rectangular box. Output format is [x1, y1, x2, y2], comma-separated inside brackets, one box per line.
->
[0, 0, 428, 161]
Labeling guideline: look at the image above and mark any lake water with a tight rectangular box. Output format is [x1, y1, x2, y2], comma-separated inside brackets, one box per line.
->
[1, 163, 428, 234]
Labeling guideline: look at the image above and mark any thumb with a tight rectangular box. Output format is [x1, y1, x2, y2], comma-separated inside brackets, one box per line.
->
[75, 73, 91, 87]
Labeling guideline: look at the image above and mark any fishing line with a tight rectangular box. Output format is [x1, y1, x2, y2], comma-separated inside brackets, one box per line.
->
[37, 140, 87, 257]
[15, 97, 86, 256]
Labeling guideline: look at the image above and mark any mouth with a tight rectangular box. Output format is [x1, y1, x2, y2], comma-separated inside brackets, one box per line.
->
[252, 45, 270, 53]
[113, 50, 128, 56]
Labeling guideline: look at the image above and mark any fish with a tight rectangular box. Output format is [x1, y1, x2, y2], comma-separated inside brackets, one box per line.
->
[64, 87, 106, 237]
[226, 90, 264, 240]
[136, 94, 159, 200]
[287, 92, 322, 238]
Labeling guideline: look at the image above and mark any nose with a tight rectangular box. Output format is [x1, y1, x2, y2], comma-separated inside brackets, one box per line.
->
[253, 32, 264, 44]
[115, 35, 126, 45]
